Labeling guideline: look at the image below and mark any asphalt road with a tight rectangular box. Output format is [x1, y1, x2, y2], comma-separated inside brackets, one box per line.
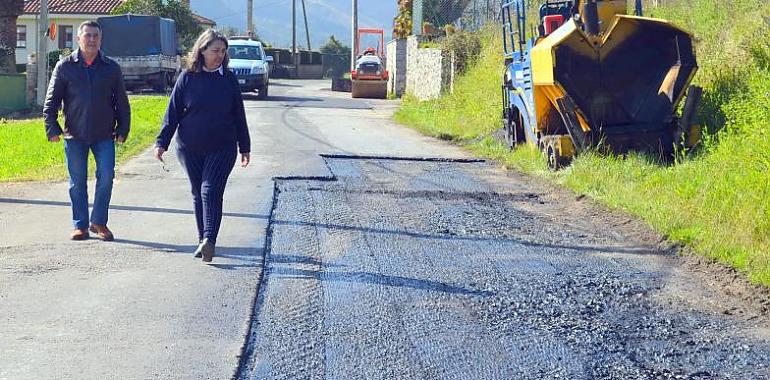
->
[239, 156, 770, 379]
[2, 80, 770, 380]
[0, 80, 467, 379]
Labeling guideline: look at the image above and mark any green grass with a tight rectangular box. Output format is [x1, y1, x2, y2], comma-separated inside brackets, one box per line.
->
[396, 3, 770, 285]
[0, 96, 168, 182]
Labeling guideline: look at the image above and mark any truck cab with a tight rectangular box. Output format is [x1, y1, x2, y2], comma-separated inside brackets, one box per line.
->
[227, 37, 272, 99]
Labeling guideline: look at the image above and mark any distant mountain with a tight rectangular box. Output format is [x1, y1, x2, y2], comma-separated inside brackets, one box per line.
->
[190, 0, 398, 50]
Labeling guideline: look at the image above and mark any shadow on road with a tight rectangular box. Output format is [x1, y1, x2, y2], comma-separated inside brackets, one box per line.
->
[250, 95, 324, 103]
[0, 198, 268, 219]
[271, 266, 493, 297]
[268, 82, 303, 88]
[115, 238, 263, 262]
[274, 219, 661, 256]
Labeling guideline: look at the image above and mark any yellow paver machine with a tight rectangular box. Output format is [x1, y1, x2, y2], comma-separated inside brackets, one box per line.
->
[501, 0, 701, 169]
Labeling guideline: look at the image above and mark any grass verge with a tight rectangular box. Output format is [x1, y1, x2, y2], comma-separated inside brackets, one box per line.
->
[0, 96, 168, 182]
[395, 3, 770, 285]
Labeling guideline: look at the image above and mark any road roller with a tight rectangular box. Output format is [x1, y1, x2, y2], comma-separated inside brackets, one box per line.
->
[351, 28, 389, 99]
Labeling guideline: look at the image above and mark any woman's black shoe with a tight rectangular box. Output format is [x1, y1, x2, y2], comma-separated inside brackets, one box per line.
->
[199, 238, 215, 262]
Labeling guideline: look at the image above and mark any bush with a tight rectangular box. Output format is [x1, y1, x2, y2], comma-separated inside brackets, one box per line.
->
[441, 30, 481, 74]
[48, 49, 72, 69]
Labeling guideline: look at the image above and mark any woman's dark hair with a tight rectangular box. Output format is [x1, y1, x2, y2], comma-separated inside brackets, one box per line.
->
[188, 29, 229, 72]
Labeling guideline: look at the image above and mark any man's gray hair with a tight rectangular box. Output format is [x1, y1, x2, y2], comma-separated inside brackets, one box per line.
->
[78, 20, 101, 35]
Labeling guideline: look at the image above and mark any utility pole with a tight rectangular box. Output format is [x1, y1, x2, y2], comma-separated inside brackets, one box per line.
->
[36, 0, 49, 106]
[301, 0, 311, 51]
[351, 0, 357, 71]
[292, 0, 297, 78]
[247, 0, 254, 38]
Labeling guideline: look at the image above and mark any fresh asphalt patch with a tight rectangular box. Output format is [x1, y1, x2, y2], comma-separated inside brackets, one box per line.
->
[243, 95, 374, 110]
[235, 157, 770, 379]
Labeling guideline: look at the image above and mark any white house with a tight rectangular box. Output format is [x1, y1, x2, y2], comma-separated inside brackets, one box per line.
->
[16, 0, 216, 65]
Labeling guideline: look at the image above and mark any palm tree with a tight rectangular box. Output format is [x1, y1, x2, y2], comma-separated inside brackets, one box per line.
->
[0, 0, 25, 74]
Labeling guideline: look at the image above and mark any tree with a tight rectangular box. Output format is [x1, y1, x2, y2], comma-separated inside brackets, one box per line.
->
[320, 35, 350, 78]
[220, 25, 263, 42]
[0, 0, 24, 74]
[112, 0, 202, 52]
[393, 0, 413, 39]
[220, 26, 244, 38]
[319, 36, 348, 55]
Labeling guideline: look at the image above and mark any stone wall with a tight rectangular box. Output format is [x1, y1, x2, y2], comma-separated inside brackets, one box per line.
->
[405, 36, 454, 101]
[386, 39, 407, 98]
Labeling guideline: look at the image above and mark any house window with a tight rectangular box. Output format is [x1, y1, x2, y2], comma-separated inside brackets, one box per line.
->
[16, 25, 27, 48]
[58, 25, 74, 50]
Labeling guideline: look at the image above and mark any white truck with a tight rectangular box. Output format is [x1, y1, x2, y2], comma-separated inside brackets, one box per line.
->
[97, 15, 180, 92]
[227, 37, 272, 99]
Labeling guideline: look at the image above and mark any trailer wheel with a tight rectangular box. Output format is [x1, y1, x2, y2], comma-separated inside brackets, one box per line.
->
[502, 110, 514, 149]
[547, 144, 561, 170]
[512, 109, 525, 145]
[504, 108, 525, 149]
[546, 140, 569, 170]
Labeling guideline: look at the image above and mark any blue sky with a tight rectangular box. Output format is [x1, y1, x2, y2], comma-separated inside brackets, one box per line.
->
[191, 0, 399, 49]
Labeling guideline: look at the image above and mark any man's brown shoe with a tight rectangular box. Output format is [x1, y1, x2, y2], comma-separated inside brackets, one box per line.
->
[89, 224, 114, 241]
[71, 228, 89, 241]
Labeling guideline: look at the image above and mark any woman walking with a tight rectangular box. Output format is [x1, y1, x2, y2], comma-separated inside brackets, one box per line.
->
[155, 29, 251, 262]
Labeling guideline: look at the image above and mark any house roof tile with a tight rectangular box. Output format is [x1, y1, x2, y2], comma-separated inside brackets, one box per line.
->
[191, 13, 216, 27]
[24, 0, 125, 15]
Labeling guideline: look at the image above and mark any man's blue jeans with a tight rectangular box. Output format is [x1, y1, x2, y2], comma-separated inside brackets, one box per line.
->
[63, 138, 115, 229]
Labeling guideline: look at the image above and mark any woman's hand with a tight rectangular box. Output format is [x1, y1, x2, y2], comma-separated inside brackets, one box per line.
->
[241, 153, 250, 168]
[155, 147, 166, 162]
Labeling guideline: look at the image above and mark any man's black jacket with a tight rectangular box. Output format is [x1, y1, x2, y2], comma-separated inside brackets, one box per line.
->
[43, 49, 130, 143]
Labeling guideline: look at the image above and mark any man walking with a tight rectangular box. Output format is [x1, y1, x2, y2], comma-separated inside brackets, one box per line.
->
[43, 20, 130, 241]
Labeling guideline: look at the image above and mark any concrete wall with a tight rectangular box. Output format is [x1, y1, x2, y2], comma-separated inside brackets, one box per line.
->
[405, 36, 454, 101]
[296, 64, 324, 79]
[0, 74, 29, 115]
[386, 39, 407, 98]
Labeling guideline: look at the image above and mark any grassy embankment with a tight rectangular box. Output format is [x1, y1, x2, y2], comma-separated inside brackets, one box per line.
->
[0, 96, 168, 182]
[395, 0, 770, 285]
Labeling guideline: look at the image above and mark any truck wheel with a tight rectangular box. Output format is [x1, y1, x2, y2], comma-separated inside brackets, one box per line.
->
[153, 73, 170, 93]
[152, 79, 165, 93]
[167, 72, 176, 87]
